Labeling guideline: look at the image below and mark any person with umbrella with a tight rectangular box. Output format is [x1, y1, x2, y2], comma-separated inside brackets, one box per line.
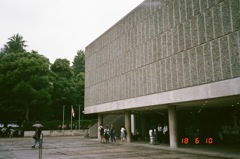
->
[32, 123, 43, 148]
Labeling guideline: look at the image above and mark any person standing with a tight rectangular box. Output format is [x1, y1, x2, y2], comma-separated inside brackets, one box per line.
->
[157, 124, 163, 143]
[163, 123, 169, 143]
[98, 124, 104, 143]
[104, 126, 110, 143]
[120, 126, 126, 143]
[32, 127, 42, 148]
[9, 126, 14, 138]
[110, 124, 116, 142]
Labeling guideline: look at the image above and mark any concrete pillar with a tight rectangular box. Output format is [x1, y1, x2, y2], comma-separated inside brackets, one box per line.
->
[125, 111, 131, 142]
[168, 105, 178, 148]
[98, 114, 103, 140]
[131, 114, 135, 135]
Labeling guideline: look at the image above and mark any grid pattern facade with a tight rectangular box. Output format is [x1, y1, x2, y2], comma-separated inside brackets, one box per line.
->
[85, 0, 240, 107]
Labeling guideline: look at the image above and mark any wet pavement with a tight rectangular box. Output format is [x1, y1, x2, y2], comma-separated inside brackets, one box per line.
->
[0, 136, 239, 159]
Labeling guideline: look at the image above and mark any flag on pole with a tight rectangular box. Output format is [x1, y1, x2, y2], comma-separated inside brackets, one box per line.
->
[72, 107, 75, 117]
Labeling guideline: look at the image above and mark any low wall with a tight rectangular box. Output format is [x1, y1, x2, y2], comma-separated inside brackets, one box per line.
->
[24, 129, 89, 137]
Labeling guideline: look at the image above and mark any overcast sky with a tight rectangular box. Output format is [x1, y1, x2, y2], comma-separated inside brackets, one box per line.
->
[0, 0, 144, 63]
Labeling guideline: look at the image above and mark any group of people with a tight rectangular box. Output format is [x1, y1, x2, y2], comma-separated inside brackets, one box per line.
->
[156, 123, 169, 143]
[98, 123, 168, 144]
[1, 126, 15, 138]
[99, 124, 127, 143]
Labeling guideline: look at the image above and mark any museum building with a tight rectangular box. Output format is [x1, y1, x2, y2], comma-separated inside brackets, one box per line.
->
[84, 0, 240, 148]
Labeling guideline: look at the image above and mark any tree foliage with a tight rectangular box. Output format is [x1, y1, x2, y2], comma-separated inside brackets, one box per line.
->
[0, 35, 53, 123]
[0, 34, 88, 125]
[72, 51, 85, 118]
[2, 34, 27, 54]
[72, 50, 85, 75]
[51, 58, 74, 78]
[51, 58, 78, 120]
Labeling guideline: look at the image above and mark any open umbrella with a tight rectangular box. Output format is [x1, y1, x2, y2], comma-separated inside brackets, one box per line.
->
[32, 123, 44, 128]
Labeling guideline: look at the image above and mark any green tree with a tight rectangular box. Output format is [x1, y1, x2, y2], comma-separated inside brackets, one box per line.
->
[72, 51, 85, 119]
[74, 72, 85, 118]
[0, 51, 53, 122]
[0, 34, 53, 123]
[72, 50, 85, 75]
[51, 59, 77, 120]
[0, 48, 4, 58]
[51, 58, 74, 78]
[2, 34, 27, 54]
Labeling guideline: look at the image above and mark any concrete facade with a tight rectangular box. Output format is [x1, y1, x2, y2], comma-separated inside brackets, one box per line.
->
[85, 0, 240, 148]
[85, 0, 240, 111]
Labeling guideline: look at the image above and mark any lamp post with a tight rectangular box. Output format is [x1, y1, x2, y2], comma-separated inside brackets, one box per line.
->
[79, 105, 80, 130]
[62, 105, 65, 131]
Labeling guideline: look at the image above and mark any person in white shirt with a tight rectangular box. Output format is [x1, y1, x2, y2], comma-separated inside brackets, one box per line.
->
[98, 124, 104, 143]
[163, 124, 169, 143]
[157, 124, 163, 143]
[9, 127, 14, 138]
[120, 126, 126, 143]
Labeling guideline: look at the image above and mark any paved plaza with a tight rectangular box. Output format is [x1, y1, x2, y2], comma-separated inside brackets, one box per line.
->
[0, 136, 239, 159]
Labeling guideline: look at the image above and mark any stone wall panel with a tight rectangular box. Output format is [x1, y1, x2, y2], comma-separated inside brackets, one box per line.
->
[191, 16, 198, 47]
[200, 0, 208, 12]
[211, 39, 222, 81]
[167, 29, 173, 56]
[231, 0, 240, 31]
[180, 0, 187, 23]
[169, 2, 174, 27]
[186, 0, 193, 19]
[156, 60, 162, 92]
[173, 27, 179, 54]
[171, 55, 178, 89]
[196, 45, 206, 84]
[166, 58, 173, 90]
[189, 48, 199, 86]
[183, 50, 191, 87]
[163, 5, 169, 32]
[193, 0, 200, 16]
[174, 0, 180, 26]
[213, 4, 223, 38]
[220, 36, 231, 79]
[184, 20, 192, 49]
[205, 9, 214, 42]
[222, 0, 232, 35]
[229, 31, 240, 77]
[198, 13, 206, 45]
[162, 32, 168, 58]
[178, 24, 185, 52]
[160, 59, 167, 91]
[204, 43, 214, 83]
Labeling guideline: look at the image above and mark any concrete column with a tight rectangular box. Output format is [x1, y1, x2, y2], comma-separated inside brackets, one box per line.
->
[98, 114, 103, 140]
[131, 114, 135, 135]
[125, 111, 131, 142]
[168, 105, 178, 148]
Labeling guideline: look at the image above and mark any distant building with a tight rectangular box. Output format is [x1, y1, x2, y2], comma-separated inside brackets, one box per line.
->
[85, 0, 240, 148]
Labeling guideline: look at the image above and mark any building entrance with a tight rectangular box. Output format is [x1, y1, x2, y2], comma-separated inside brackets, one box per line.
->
[178, 106, 240, 145]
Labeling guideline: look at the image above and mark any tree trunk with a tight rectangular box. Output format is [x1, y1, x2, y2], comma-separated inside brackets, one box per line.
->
[26, 104, 29, 122]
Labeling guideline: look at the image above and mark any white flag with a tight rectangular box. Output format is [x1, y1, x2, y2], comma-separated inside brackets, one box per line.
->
[72, 107, 75, 117]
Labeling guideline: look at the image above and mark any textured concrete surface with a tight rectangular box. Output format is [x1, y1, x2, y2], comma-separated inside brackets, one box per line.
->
[0, 136, 239, 159]
[85, 0, 240, 109]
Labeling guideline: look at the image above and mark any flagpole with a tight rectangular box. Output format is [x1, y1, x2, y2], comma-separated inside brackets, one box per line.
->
[79, 105, 80, 130]
[62, 105, 65, 131]
[71, 105, 72, 131]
